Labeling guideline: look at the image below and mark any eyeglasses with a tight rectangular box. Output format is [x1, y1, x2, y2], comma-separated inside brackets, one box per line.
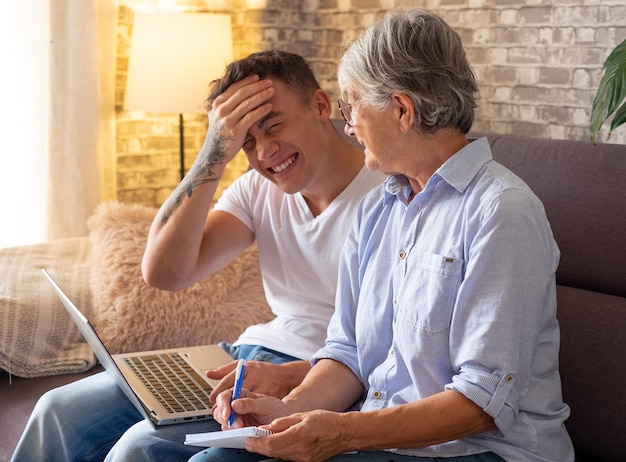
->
[337, 99, 353, 127]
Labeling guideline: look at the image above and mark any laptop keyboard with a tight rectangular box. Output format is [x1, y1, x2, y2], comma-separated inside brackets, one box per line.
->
[124, 352, 214, 413]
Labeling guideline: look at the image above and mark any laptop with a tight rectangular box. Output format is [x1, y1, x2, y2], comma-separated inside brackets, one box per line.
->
[42, 268, 235, 427]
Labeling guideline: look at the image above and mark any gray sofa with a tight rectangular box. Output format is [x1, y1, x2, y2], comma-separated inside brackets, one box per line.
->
[1, 127, 625, 461]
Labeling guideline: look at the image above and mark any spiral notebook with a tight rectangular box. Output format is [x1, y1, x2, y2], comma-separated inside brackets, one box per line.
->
[185, 426, 272, 448]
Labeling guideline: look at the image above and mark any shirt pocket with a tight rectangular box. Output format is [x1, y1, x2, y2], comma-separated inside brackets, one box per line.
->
[396, 251, 463, 333]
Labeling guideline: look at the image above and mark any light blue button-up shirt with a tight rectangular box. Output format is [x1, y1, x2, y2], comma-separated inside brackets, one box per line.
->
[312, 137, 574, 461]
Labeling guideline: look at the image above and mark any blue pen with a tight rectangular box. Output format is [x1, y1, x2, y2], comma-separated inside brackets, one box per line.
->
[228, 359, 246, 427]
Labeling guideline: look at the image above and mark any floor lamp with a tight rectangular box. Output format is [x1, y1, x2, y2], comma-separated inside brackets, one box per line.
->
[124, 11, 234, 180]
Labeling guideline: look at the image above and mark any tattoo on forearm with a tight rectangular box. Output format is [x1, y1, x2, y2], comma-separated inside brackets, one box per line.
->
[157, 126, 234, 225]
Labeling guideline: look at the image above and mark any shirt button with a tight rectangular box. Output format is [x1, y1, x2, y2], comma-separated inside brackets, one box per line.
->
[505, 374, 514, 383]
[372, 390, 381, 399]
[399, 251, 406, 259]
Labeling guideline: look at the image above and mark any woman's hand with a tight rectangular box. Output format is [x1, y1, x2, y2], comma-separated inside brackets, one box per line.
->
[247, 410, 351, 462]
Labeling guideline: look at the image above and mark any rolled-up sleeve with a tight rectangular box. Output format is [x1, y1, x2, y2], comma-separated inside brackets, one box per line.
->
[444, 187, 560, 435]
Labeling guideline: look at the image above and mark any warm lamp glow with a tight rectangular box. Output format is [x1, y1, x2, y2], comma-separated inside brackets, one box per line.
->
[124, 11, 234, 180]
[124, 12, 234, 114]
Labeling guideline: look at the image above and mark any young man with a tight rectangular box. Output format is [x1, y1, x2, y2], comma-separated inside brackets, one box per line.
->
[206, 10, 575, 462]
[11, 50, 383, 462]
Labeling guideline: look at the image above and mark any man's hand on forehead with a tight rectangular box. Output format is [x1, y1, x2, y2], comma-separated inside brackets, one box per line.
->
[200, 75, 276, 167]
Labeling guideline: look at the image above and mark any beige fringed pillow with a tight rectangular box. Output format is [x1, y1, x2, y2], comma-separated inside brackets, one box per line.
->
[0, 237, 97, 378]
[88, 201, 274, 354]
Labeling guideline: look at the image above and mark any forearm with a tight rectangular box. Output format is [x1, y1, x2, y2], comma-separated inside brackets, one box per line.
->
[274, 360, 314, 393]
[282, 359, 364, 413]
[340, 389, 496, 452]
[142, 163, 225, 289]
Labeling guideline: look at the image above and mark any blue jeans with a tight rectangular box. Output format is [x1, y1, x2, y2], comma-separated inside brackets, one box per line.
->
[10, 343, 300, 462]
[189, 449, 506, 462]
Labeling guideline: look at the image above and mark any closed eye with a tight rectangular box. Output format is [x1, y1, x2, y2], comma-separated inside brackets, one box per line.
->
[243, 137, 255, 152]
[243, 117, 284, 153]
[266, 122, 282, 133]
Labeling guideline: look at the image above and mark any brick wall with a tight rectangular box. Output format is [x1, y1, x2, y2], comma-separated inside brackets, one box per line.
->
[116, 0, 626, 206]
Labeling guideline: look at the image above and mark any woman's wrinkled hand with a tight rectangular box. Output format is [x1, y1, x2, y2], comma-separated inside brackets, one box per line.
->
[247, 410, 351, 462]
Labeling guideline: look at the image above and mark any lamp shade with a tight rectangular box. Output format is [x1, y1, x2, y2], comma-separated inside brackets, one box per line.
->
[124, 12, 233, 115]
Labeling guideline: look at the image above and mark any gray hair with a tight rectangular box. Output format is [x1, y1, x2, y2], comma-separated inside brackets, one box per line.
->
[338, 9, 479, 134]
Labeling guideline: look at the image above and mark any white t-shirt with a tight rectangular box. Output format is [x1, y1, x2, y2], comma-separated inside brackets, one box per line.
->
[214, 166, 384, 360]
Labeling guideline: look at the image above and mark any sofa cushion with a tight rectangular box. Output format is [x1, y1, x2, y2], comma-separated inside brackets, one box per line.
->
[556, 285, 626, 460]
[87, 201, 275, 354]
[0, 238, 96, 378]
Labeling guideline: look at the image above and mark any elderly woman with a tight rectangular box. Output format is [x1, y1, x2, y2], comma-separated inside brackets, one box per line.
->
[201, 8, 574, 462]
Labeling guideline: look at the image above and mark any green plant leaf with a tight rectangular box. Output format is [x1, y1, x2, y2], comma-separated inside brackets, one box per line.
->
[601, 39, 626, 114]
[610, 101, 626, 133]
[590, 38, 626, 143]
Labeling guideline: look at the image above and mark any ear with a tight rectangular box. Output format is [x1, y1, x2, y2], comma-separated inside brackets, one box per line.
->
[311, 89, 332, 121]
[391, 93, 415, 133]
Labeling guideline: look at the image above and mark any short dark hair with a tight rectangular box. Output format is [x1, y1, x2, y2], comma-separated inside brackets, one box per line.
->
[205, 50, 321, 109]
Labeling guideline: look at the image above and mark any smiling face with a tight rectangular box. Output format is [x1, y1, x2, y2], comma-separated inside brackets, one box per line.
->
[241, 80, 329, 195]
[342, 91, 407, 176]
[343, 89, 470, 194]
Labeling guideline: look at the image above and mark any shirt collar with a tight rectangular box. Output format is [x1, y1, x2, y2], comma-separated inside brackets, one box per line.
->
[383, 136, 493, 201]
